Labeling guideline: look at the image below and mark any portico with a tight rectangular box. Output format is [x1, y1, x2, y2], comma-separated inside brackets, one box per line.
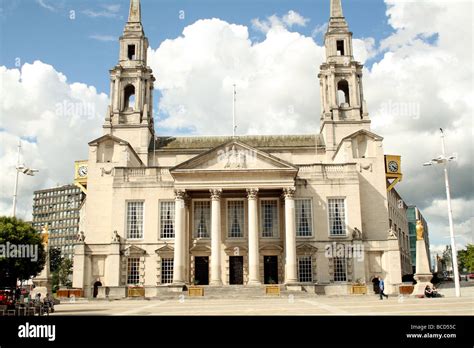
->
[169, 140, 299, 286]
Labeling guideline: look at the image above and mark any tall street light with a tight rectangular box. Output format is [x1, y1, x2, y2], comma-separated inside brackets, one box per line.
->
[12, 139, 39, 217]
[423, 128, 460, 297]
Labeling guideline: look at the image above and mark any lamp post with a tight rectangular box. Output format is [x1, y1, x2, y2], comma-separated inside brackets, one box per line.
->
[423, 128, 460, 297]
[11, 139, 39, 217]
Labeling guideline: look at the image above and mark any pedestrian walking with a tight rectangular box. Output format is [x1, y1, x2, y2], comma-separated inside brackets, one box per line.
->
[378, 276, 389, 300]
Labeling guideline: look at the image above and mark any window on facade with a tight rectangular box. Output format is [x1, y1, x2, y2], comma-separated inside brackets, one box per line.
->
[127, 201, 144, 239]
[298, 256, 313, 283]
[328, 198, 346, 236]
[336, 40, 345, 55]
[296, 199, 313, 237]
[228, 200, 244, 238]
[160, 201, 175, 239]
[333, 257, 347, 282]
[161, 258, 174, 284]
[261, 200, 278, 237]
[127, 44, 136, 60]
[127, 257, 140, 285]
[194, 201, 211, 238]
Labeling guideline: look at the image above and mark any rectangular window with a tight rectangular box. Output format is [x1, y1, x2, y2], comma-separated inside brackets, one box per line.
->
[127, 201, 144, 239]
[127, 257, 140, 285]
[298, 256, 313, 283]
[336, 40, 345, 55]
[160, 201, 175, 239]
[333, 257, 347, 282]
[296, 199, 313, 237]
[127, 44, 136, 60]
[261, 199, 278, 238]
[193, 201, 211, 238]
[161, 258, 174, 284]
[328, 198, 346, 236]
[227, 200, 244, 238]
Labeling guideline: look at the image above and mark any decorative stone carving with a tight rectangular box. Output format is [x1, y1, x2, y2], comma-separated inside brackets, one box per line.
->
[246, 188, 259, 200]
[388, 227, 397, 239]
[282, 187, 296, 199]
[352, 227, 362, 240]
[224, 145, 247, 169]
[174, 189, 186, 200]
[112, 230, 121, 243]
[209, 188, 222, 200]
[76, 231, 86, 243]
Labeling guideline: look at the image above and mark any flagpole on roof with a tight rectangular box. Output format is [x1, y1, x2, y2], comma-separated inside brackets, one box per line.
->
[232, 84, 237, 138]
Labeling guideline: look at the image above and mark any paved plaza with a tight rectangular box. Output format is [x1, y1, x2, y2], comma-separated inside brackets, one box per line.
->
[52, 282, 474, 316]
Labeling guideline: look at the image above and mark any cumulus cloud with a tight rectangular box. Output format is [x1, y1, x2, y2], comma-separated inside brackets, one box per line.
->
[251, 10, 309, 34]
[0, 61, 108, 218]
[149, 18, 325, 135]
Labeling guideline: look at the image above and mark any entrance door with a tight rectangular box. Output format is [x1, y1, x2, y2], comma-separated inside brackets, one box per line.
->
[194, 256, 209, 285]
[229, 256, 244, 285]
[264, 256, 278, 284]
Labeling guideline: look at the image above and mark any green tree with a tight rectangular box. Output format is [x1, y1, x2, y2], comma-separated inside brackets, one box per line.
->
[0, 216, 46, 288]
[57, 258, 73, 287]
[49, 247, 62, 273]
[458, 244, 474, 273]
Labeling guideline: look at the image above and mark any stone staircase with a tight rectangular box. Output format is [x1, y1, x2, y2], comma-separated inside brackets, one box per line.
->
[151, 285, 319, 300]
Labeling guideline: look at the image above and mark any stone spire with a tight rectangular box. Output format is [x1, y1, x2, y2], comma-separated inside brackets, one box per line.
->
[128, 0, 141, 23]
[330, 0, 344, 18]
[328, 0, 348, 31]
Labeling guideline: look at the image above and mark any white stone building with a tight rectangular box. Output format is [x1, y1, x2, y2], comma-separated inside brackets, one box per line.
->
[73, 0, 403, 298]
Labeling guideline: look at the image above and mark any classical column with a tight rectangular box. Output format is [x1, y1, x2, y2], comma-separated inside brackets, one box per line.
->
[247, 188, 261, 285]
[283, 187, 298, 284]
[210, 188, 223, 286]
[172, 189, 186, 284]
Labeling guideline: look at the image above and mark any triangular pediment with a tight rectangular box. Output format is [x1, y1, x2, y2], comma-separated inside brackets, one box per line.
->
[341, 129, 383, 142]
[122, 245, 146, 256]
[171, 140, 297, 172]
[88, 134, 129, 146]
[297, 243, 318, 255]
[155, 244, 174, 254]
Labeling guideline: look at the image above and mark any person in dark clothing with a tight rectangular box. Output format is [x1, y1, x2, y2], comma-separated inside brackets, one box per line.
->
[372, 276, 380, 294]
[378, 276, 389, 300]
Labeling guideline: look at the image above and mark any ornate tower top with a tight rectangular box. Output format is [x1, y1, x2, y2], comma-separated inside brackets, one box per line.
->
[318, 0, 371, 156]
[103, 0, 155, 164]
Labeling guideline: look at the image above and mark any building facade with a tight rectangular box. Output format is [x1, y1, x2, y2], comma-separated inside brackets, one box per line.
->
[73, 0, 404, 297]
[32, 185, 84, 258]
[407, 206, 431, 273]
[387, 188, 412, 276]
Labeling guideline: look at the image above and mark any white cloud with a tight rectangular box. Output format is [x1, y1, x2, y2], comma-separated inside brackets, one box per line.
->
[252, 10, 309, 34]
[36, 0, 55, 12]
[89, 34, 116, 42]
[149, 18, 324, 135]
[82, 4, 122, 19]
[0, 61, 108, 219]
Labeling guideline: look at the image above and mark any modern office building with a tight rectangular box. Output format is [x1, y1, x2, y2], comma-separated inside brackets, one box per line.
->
[32, 185, 84, 258]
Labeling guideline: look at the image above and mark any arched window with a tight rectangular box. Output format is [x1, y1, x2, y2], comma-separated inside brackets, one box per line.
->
[337, 80, 350, 106]
[124, 85, 136, 110]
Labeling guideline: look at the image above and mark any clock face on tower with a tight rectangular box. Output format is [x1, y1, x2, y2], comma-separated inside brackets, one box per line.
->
[78, 165, 88, 178]
[388, 161, 399, 173]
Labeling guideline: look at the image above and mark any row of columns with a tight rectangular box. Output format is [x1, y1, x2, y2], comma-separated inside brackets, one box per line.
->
[172, 187, 298, 286]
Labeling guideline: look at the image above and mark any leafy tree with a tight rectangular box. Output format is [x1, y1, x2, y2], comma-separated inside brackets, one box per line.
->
[458, 244, 474, 273]
[0, 216, 46, 288]
[57, 258, 73, 287]
[49, 247, 62, 273]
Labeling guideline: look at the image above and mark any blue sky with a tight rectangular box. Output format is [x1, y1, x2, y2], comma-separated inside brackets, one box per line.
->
[0, 0, 392, 94]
